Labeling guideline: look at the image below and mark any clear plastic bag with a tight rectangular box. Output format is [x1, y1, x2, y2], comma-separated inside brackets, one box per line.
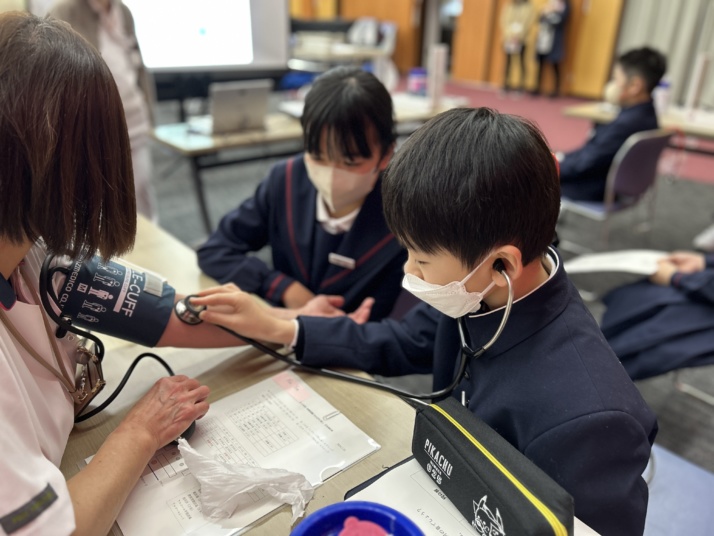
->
[177, 439, 314, 523]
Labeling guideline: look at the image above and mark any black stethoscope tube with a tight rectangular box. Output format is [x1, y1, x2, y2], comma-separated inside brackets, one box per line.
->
[179, 269, 514, 407]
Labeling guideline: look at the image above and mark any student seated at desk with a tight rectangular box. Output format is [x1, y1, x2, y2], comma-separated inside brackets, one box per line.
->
[197, 66, 406, 321]
[601, 250, 714, 380]
[559, 47, 666, 201]
[194, 108, 658, 536]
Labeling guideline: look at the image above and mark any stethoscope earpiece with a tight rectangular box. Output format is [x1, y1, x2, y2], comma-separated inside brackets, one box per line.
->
[493, 259, 506, 274]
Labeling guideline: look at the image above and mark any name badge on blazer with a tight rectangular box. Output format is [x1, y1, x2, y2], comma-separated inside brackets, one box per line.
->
[328, 253, 356, 270]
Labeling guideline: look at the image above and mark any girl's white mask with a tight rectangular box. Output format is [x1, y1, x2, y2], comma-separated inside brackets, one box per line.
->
[304, 154, 380, 213]
[402, 256, 497, 318]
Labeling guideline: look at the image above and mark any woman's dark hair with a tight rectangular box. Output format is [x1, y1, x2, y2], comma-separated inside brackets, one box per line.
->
[301, 66, 396, 161]
[0, 11, 136, 260]
[382, 107, 560, 267]
[617, 47, 667, 94]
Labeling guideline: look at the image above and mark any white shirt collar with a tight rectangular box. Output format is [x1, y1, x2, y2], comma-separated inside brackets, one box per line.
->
[315, 193, 361, 235]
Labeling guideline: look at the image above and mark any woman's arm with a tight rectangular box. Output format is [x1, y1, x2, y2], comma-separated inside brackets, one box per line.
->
[67, 375, 209, 536]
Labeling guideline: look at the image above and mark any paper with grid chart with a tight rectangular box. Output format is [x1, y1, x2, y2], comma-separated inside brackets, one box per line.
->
[88, 371, 380, 536]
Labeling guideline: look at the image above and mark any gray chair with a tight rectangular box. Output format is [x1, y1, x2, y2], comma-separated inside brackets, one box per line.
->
[558, 129, 675, 253]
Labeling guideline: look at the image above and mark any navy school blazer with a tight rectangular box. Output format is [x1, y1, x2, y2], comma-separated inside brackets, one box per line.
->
[559, 100, 659, 201]
[296, 249, 657, 536]
[601, 254, 714, 380]
[197, 155, 407, 320]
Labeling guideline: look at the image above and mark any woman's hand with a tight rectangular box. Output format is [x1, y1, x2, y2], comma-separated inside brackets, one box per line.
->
[117, 375, 210, 451]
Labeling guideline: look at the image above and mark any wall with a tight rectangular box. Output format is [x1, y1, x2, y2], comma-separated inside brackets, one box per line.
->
[616, 0, 714, 107]
[450, 0, 624, 98]
[340, 0, 423, 73]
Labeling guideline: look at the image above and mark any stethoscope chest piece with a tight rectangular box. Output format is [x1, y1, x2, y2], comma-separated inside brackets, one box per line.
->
[174, 296, 205, 325]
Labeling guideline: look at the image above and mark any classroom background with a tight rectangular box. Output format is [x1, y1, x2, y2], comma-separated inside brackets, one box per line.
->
[5, 0, 714, 533]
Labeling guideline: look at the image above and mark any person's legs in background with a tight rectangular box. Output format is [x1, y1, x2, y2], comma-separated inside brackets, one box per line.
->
[503, 53, 513, 93]
[532, 53, 546, 96]
[517, 46, 527, 93]
[550, 61, 561, 98]
[131, 137, 158, 223]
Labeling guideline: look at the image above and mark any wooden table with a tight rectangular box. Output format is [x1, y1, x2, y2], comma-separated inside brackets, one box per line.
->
[292, 43, 387, 64]
[59, 216, 416, 535]
[152, 94, 468, 234]
[563, 102, 714, 141]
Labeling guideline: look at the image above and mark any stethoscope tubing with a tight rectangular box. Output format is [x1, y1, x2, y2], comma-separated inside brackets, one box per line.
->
[181, 269, 513, 406]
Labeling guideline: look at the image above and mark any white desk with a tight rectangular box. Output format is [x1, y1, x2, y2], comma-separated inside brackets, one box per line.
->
[59, 218, 596, 535]
[563, 102, 714, 141]
[292, 42, 387, 64]
[59, 216, 416, 534]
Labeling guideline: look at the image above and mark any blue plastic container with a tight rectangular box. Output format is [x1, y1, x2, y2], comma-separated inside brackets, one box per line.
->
[291, 501, 424, 536]
[406, 67, 427, 97]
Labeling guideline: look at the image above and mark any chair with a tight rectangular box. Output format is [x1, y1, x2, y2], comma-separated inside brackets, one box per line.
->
[558, 129, 674, 254]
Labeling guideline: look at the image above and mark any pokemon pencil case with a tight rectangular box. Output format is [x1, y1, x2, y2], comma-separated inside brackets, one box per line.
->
[412, 397, 574, 536]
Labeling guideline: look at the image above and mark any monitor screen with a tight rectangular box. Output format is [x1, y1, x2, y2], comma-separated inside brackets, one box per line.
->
[123, 0, 288, 73]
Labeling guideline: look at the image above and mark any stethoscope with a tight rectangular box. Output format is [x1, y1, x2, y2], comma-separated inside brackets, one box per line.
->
[175, 265, 514, 407]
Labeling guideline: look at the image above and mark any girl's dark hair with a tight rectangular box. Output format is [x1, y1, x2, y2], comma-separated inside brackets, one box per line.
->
[301, 66, 395, 161]
[0, 12, 136, 260]
[382, 107, 560, 267]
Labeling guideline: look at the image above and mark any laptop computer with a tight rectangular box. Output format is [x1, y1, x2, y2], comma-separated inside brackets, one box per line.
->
[188, 79, 273, 135]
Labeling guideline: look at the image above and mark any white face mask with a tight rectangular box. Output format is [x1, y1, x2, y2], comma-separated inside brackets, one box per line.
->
[402, 256, 497, 318]
[304, 155, 380, 213]
[603, 79, 622, 105]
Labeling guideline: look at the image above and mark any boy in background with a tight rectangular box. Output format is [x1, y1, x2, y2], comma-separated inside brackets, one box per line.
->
[559, 47, 666, 201]
[194, 108, 657, 536]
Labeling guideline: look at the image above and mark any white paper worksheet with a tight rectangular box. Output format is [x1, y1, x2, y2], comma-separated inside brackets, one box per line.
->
[563, 249, 668, 276]
[90, 371, 380, 536]
[348, 459, 600, 536]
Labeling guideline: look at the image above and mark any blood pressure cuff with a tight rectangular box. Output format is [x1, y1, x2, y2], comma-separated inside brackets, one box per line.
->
[52, 255, 175, 347]
[412, 397, 574, 536]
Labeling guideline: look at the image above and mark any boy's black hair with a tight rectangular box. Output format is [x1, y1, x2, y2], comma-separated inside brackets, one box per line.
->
[301, 66, 396, 161]
[617, 47, 667, 94]
[382, 107, 560, 267]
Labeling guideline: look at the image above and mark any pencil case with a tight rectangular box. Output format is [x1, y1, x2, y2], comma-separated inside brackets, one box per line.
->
[412, 397, 574, 536]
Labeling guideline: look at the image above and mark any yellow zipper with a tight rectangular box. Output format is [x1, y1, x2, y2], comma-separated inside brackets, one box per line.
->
[431, 404, 568, 536]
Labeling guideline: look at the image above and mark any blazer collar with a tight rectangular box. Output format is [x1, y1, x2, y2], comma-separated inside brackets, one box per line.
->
[461, 247, 572, 359]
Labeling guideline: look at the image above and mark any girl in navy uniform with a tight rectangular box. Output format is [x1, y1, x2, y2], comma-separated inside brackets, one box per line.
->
[197, 67, 406, 321]
[194, 108, 657, 536]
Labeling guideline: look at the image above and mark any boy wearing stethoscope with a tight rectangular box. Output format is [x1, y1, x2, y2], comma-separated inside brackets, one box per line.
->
[194, 108, 657, 536]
